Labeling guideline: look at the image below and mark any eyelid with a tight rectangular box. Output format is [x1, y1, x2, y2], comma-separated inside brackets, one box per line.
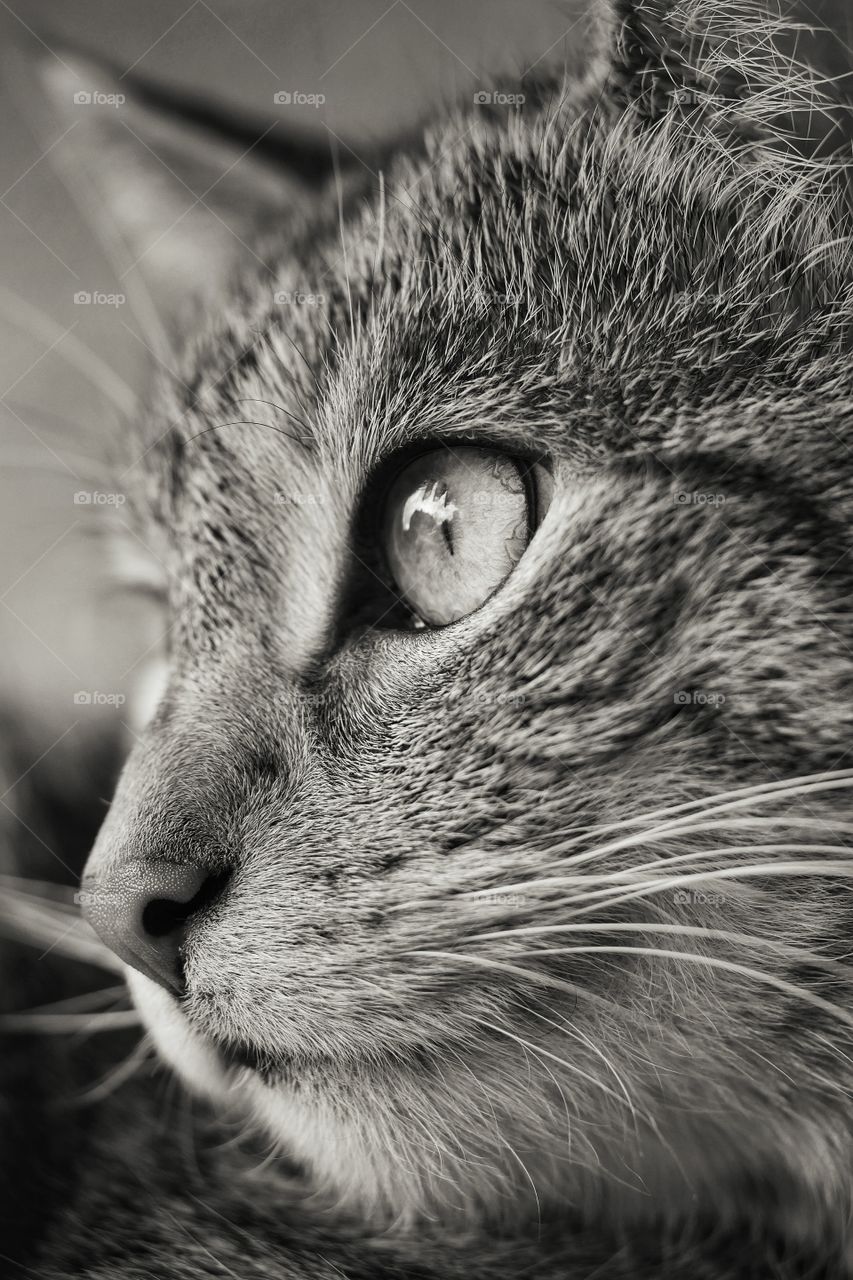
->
[529, 460, 554, 528]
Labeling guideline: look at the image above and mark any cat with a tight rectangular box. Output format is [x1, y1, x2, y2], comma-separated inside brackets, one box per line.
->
[3, 0, 853, 1275]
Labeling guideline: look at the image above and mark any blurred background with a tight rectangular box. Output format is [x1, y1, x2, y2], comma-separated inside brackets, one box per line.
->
[0, 0, 584, 750]
[0, 0, 850, 785]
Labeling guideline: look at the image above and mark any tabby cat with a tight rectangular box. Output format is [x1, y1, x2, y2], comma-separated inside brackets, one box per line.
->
[4, 1, 853, 1275]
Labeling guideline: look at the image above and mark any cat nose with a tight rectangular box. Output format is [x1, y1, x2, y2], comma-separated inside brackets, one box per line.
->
[80, 860, 215, 995]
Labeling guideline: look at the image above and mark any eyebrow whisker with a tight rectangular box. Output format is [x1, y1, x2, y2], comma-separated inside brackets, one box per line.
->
[185, 418, 315, 450]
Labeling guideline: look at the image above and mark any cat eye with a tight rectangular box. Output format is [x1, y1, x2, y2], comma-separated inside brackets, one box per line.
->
[381, 446, 548, 627]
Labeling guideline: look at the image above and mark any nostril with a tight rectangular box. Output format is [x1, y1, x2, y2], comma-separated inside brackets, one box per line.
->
[81, 860, 230, 995]
[142, 871, 228, 938]
[142, 895, 193, 939]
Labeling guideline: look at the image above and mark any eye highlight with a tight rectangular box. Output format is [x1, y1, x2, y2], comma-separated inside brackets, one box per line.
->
[381, 446, 542, 627]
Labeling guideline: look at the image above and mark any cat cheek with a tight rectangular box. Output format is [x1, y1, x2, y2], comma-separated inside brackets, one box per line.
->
[126, 969, 230, 1101]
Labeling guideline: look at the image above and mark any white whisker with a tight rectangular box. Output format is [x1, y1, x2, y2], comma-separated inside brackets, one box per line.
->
[538, 804, 853, 878]
[388, 774, 853, 918]
[0, 1009, 140, 1033]
[0, 984, 128, 1016]
[555, 859, 853, 921]
[0, 884, 125, 974]
[462, 1013, 628, 1109]
[430, 946, 853, 1034]
[534, 769, 853, 859]
[0, 286, 136, 415]
[451, 847, 853, 914]
[72, 1036, 154, 1105]
[463, 921, 850, 976]
[401, 951, 628, 1018]
[519, 1004, 637, 1115]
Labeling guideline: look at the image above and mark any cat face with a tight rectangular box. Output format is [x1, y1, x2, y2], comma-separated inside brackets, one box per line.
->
[78, 0, 853, 1233]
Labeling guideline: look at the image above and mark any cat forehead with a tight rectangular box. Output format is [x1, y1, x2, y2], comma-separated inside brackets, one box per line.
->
[134, 91, 853, 515]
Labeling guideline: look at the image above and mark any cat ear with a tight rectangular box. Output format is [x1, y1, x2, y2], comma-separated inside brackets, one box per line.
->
[31, 51, 328, 324]
[586, 0, 712, 111]
[588, 0, 845, 143]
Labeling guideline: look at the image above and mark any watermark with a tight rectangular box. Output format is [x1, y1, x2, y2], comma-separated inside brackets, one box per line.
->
[673, 690, 726, 707]
[672, 888, 726, 906]
[73, 89, 125, 107]
[73, 690, 126, 707]
[273, 90, 325, 107]
[473, 91, 525, 107]
[467, 289, 526, 306]
[444, 689, 527, 708]
[278, 889, 323, 908]
[288, 688, 335, 707]
[467, 489, 527, 512]
[273, 491, 325, 506]
[73, 490, 126, 506]
[280, 686, 525, 713]
[471, 891, 528, 909]
[273, 290, 325, 306]
[673, 87, 702, 106]
[671, 288, 728, 308]
[74, 888, 116, 908]
[674, 492, 727, 507]
[73, 290, 125, 307]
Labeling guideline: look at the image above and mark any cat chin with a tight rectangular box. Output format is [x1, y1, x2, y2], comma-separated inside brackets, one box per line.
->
[126, 970, 853, 1245]
[127, 968, 570, 1224]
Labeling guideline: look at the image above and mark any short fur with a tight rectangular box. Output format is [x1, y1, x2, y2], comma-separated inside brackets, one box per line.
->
[4, 1, 853, 1275]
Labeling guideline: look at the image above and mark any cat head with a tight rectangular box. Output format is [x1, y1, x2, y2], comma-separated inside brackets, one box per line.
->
[65, 0, 853, 1237]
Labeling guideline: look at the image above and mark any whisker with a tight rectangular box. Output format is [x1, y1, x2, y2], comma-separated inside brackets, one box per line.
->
[0, 286, 136, 415]
[620, 824, 853, 870]
[373, 170, 386, 284]
[536, 771, 853, 858]
[186, 418, 313, 447]
[0, 1009, 140, 1033]
[492, 1129, 542, 1225]
[5, 399, 110, 452]
[461, 945, 853, 1035]
[527, 770, 853, 859]
[461, 921, 852, 976]
[411, 940, 853, 1041]
[0, 875, 80, 910]
[0, 883, 125, 974]
[488, 844, 853, 910]
[516, 1004, 637, 1116]
[274, 329, 325, 401]
[537, 787, 853, 875]
[0, 453, 100, 484]
[388, 775, 853, 918]
[2, 40, 172, 357]
[555, 859, 853, 921]
[234, 397, 315, 442]
[463, 1013, 628, 1109]
[0, 985, 128, 1016]
[562, 838, 853, 895]
[394, 840, 853, 919]
[401, 951, 629, 1019]
[72, 1036, 154, 1105]
[329, 136, 355, 341]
